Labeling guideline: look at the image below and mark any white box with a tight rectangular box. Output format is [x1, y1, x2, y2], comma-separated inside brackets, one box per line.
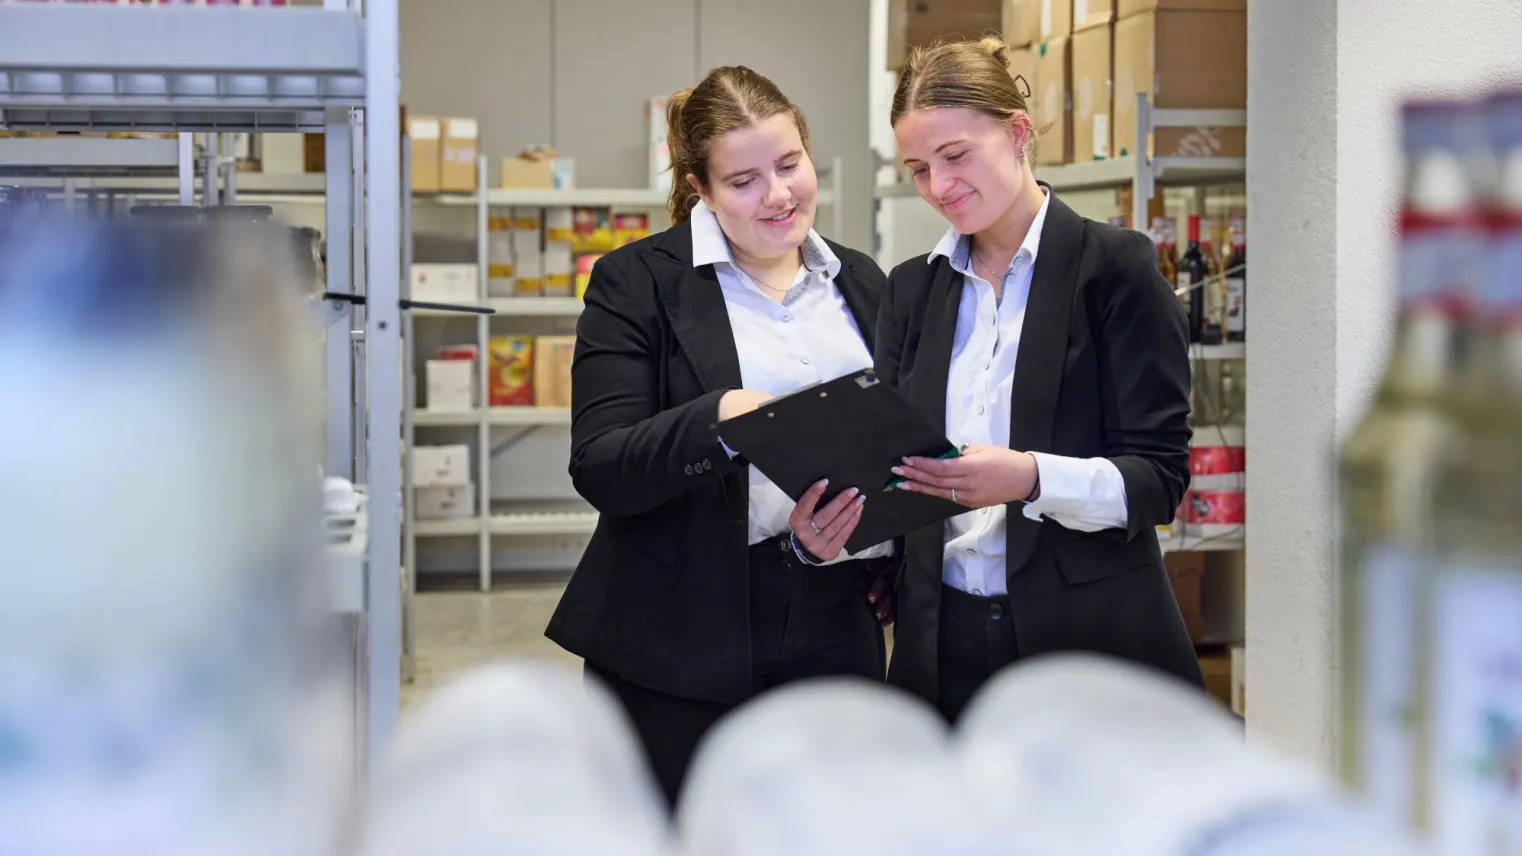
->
[411, 264, 478, 304]
[412, 444, 471, 487]
[415, 484, 476, 520]
[543, 241, 574, 297]
[649, 142, 672, 193]
[487, 214, 515, 297]
[425, 359, 475, 411]
[647, 95, 668, 145]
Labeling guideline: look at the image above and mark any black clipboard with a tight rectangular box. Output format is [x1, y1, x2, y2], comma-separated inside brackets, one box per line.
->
[715, 368, 966, 554]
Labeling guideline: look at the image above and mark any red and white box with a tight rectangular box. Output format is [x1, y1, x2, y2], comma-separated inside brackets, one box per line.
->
[1180, 489, 1245, 525]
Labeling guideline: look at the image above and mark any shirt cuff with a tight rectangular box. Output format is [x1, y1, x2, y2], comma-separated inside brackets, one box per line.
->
[717, 436, 740, 459]
[1021, 451, 1129, 532]
[790, 532, 895, 566]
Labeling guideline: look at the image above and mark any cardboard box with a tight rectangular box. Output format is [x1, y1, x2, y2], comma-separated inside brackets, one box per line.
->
[533, 335, 576, 409]
[488, 336, 535, 406]
[415, 484, 475, 520]
[487, 215, 516, 297]
[544, 208, 574, 243]
[410, 264, 478, 305]
[888, 0, 1003, 70]
[1229, 644, 1245, 716]
[1117, 0, 1243, 17]
[543, 242, 574, 297]
[512, 207, 543, 295]
[1030, 37, 1071, 165]
[425, 359, 474, 411]
[412, 444, 471, 488]
[1009, 45, 1037, 105]
[441, 117, 479, 192]
[1072, 0, 1114, 30]
[500, 155, 554, 190]
[1164, 552, 1206, 644]
[1038, 0, 1073, 41]
[1200, 652, 1232, 709]
[408, 117, 441, 193]
[1113, 10, 1246, 158]
[1070, 23, 1113, 162]
[1003, 0, 1040, 47]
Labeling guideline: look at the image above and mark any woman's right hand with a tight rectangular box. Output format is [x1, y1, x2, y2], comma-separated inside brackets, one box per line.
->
[718, 389, 773, 421]
[789, 479, 866, 562]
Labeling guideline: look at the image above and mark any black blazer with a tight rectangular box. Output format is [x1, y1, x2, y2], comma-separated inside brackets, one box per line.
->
[545, 218, 887, 705]
[877, 190, 1204, 701]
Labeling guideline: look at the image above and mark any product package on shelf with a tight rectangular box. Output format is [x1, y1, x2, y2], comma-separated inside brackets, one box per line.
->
[543, 242, 574, 297]
[500, 146, 575, 190]
[415, 483, 476, 520]
[412, 444, 471, 488]
[571, 208, 614, 254]
[487, 214, 516, 297]
[425, 359, 474, 411]
[575, 253, 603, 300]
[1039, 0, 1074, 41]
[889, 0, 1004, 70]
[408, 116, 441, 193]
[1031, 37, 1072, 165]
[1070, 21, 1113, 162]
[410, 263, 478, 305]
[1113, 0, 1246, 159]
[488, 335, 534, 406]
[612, 213, 650, 249]
[436, 344, 478, 362]
[511, 208, 543, 296]
[440, 117, 479, 192]
[533, 336, 576, 409]
[1073, 0, 1115, 30]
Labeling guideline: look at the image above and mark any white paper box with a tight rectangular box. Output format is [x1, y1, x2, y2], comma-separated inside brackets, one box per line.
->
[415, 484, 476, 520]
[425, 359, 475, 411]
[412, 444, 471, 488]
[411, 264, 479, 305]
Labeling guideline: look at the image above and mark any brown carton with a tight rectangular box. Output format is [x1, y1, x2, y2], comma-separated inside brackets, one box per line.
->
[440, 117, 479, 192]
[408, 116, 441, 193]
[533, 336, 577, 409]
[1002, 0, 1040, 47]
[1037, 0, 1073, 41]
[888, 0, 1003, 70]
[500, 149, 557, 190]
[1118, 0, 1243, 17]
[1072, 0, 1114, 30]
[1070, 23, 1113, 161]
[1112, 10, 1246, 159]
[1009, 45, 1037, 106]
[1030, 37, 1071, 165]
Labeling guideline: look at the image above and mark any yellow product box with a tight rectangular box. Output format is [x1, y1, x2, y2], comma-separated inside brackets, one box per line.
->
[572, 208, 614, 254]
[488, 335, 535, 406]
[575, 253, 604, 300]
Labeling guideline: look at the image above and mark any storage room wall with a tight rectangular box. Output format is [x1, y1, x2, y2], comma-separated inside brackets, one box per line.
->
[1247, 0, 1522, 771]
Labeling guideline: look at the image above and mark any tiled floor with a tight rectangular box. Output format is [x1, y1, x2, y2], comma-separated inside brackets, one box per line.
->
[401, 582, 580, 714]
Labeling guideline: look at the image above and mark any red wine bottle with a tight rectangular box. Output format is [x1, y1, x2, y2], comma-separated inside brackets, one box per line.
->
[1181, 215, 1208, 343]
[1225, 216, 1247, 342]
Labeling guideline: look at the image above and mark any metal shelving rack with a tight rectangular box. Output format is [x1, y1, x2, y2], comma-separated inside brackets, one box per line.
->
[403, 156, 844, 593]
[1, 0, 404, 773]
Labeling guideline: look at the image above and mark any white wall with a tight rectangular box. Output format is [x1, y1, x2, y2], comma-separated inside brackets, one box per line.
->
[1247, 0, 1522, 770]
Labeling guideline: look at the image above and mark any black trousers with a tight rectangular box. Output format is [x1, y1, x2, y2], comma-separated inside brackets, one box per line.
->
[585, 535, 883, 809]
[936, 583, 1020, 724]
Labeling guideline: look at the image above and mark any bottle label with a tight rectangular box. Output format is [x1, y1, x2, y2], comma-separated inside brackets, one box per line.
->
[1429, 566, 1522, 854]
[1225, 276, 1246, 334]
[1175, 273, 1191, 307]
[1355, 544, 1419, 826]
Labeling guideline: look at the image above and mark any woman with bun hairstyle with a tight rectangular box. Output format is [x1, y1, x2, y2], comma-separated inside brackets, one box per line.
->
[877, 37, 1204, 723]
[546, 65, 895, 805]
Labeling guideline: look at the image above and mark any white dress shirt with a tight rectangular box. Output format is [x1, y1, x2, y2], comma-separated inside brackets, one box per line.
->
[691, 200, 890, 563]
[934, 189, 1129, 597]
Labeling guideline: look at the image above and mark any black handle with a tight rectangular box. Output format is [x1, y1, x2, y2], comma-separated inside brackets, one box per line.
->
[322, 292, 497, 316]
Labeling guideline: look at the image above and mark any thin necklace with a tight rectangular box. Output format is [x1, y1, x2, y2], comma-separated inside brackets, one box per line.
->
[971, 243, 1007, 306]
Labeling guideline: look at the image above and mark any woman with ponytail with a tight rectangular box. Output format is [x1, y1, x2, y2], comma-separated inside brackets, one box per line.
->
[876, 37, 1204, 724]
[546, 65, 893, 806]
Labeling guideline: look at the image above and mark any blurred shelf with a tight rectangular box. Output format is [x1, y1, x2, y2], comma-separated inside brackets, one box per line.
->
[874, 156, 1245, 198]
[0, 136, 179, 176]
[423, 187, 833, 208]
[1190, 343, 1246, 360]
[414, 510, 599, 538]
[414, 407, 571, 427]
[1160, 525, 1244, 553]
[0, 171, 328, 195]
[0, 6, 365, 131]
[410, 297, 583, 317]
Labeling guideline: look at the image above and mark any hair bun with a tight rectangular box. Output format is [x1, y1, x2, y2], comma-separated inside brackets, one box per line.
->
[976, 35, 1010, 69]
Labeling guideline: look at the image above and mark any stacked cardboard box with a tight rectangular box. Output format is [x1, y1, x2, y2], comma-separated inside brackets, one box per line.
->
[888, 0, 1004, 71]
[412, 445, 474, 521]
[1070, 1, 1114, 162]
[406, 116, 479, 193]
[1113, 0, 1246, 160]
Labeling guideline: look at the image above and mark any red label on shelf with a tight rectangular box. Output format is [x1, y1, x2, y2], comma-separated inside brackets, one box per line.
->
[436, 345, 478, 362]
[1181, 490, 1245, 525]
[1190, 445, 1245, 475]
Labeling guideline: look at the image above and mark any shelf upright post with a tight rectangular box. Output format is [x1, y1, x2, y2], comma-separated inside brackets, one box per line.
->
[476, 153, 492, 593]
[351, 108, 369, 483]
[400, 134, 418, 687]
[325, 108, 355, 481]
[177, 133, 194, 206]
[362, 0, 404, 766]
[1132, 92, 1153, 232]
[221, 132, 237, 205]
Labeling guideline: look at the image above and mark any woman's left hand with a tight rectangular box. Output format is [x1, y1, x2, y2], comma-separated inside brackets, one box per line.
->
[892, 443, 1038, 509]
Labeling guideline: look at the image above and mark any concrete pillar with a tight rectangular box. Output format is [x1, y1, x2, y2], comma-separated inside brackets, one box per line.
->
[1246, 0, 1522, 770]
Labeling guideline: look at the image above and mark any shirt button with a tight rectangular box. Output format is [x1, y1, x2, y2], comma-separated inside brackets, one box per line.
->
[983, 362, 991, 370]
[976, 405, 986, 415]
[972, 589, 983, 596]
[800, 356, 811, 365]
[966, 548, 976, 555]
[782, 313, 792, 322]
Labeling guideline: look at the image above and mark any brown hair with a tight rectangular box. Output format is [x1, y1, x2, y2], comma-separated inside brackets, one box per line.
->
[665, 66, 812, 224]
[890, 36, 1036, 150]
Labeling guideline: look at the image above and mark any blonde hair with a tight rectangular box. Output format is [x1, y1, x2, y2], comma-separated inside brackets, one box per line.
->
[665, 66, 812, 224]
[890, 36, 1036, 150]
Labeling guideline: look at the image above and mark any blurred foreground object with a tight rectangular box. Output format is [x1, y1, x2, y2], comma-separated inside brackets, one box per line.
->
[958, 655, 1426, 856]
[677, 678, 1011, 856]
[0, 214, 346, 856]
[360, 661, 669, 856]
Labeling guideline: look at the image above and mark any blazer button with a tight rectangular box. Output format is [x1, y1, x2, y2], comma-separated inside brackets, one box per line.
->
[702, 458, 712, 471]
[989, 603, 1005, 620]
[684, 464, 695, 476]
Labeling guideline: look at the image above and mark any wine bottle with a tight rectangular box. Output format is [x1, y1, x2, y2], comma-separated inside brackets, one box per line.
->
[1225, 217, 1247, 343]
[1180, 215, 1208, 343]
[1421, 90, 1522, 853]
[1336, 98, 1478, 831]
[1200, 219, 1225, 345]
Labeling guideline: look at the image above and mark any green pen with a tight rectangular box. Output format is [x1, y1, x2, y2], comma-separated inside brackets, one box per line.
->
[886, 445, 963, 490]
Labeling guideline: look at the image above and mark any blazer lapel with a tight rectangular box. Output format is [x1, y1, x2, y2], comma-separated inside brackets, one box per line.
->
[648, 223, 744, 395]
[1006, 191, 1083, 570]
[910, 255, 963, 434]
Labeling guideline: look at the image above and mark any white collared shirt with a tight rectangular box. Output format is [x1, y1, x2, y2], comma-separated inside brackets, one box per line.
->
[932, 190, 1129, 597]
[691, 201, 889, 561]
